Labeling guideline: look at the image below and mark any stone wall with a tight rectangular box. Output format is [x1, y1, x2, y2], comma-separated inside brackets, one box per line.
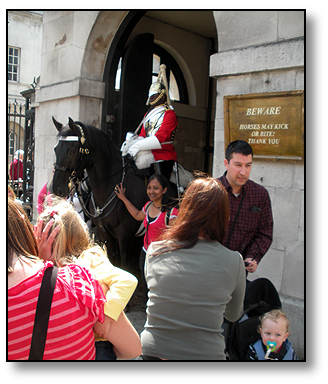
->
[34, 11, 110, 219]
[32, 10, 305, 358]
[210, 10, 304, 358]
[8, 11, 43, 103]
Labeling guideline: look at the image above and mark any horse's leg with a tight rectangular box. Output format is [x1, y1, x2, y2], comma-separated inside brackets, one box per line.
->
[93, 221, 121, 266]
[118, 235, 143, 276]
[118, 234, 148, 312]
[105, 236, 121, 267]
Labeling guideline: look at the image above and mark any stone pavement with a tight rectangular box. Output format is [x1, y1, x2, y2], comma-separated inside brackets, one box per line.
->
[126, 309, 147, 336]
[124, 287, 147, 361]
[125, 284, 147, 336]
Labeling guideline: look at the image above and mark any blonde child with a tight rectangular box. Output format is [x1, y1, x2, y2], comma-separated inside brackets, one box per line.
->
[35, 196, 138, 360]
[245, 309, 298, 360]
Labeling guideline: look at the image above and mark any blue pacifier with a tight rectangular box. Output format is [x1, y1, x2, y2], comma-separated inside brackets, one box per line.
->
[266, 341, 277, 352]
[264, 341, 277, 359]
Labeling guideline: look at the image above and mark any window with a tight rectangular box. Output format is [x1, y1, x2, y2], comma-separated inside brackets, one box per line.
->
[152, 54, 180, 101]
[8, 46, 20, 82]
[153, 45, 189, 104]
[8, 131, 16, 157]
[115, 45, 188, 104]
[115, 57, 122, 91]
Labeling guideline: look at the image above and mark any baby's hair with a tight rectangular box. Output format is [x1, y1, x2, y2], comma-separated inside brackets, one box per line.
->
[259, 309, 290, 333]
[38, 195, 91, 266]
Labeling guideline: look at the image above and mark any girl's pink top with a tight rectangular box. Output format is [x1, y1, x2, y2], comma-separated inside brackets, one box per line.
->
[142, 202, 178, 250]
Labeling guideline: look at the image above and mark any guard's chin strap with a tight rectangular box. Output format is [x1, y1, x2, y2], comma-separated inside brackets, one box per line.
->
[149, 90, 165, 105]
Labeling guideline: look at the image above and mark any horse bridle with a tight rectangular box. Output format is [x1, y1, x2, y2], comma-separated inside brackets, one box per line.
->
[54, 122, 90, 178]
[54, 122, 126, 219]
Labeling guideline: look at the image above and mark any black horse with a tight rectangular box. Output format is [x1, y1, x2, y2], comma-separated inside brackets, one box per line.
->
[52, 117, 149, 273]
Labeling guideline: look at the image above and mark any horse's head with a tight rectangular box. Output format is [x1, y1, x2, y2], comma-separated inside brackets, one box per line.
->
[52, 117, 89, 197]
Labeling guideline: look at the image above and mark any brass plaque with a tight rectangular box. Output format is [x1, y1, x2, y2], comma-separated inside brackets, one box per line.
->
[224, 91, 304, 162]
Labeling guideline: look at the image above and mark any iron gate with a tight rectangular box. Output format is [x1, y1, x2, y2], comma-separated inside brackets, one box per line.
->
[8, 96, 35, 220]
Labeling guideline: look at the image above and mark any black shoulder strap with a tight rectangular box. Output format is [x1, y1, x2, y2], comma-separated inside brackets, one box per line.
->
[144, 201, 152, 220]
[145, 201, 152, 212]
[226, 192, 246, 248]
[28, 266, 58, 360]
[165, 207, 173, 227]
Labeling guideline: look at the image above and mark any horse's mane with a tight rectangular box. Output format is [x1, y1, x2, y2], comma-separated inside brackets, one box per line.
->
[57, 121, 139, 176]
[78, 122, 120, 156]
[57, 121, 120, 159]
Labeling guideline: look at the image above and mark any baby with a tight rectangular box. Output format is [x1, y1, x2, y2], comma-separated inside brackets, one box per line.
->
[245, 309, 298, 360]
[35, 196, 138, 360]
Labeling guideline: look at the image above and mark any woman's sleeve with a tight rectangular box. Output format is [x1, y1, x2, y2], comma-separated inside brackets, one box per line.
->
[103, 266, 138, 320]
[58, 263, 106, 323]
[223, 253, 246, 322]
[77, 252, 138, 321]
[142, 201, 151, 215]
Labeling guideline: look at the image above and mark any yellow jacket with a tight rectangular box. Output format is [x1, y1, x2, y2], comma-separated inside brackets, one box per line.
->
[75, 248, 138, 341]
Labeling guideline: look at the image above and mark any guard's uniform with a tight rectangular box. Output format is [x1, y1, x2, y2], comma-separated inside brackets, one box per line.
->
[126, 64, 178, 180]
[139, 105, 178, 162]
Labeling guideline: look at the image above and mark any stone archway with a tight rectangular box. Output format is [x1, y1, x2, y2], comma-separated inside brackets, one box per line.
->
[91, 10, 218, 173]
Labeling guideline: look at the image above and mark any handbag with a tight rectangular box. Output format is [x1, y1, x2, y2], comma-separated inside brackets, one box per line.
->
[28, 266, 58, 360]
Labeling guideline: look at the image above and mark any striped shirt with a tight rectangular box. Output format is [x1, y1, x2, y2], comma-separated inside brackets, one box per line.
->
[8, 261, 106, 360]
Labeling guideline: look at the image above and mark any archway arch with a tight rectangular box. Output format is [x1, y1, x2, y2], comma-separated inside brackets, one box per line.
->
[82, 10, 217, 173]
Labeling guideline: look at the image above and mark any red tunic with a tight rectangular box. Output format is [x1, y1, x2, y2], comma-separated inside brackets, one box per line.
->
[9, 159, 23, 180]
[139, 108, 178, 162]
[8, 261, 106, 360]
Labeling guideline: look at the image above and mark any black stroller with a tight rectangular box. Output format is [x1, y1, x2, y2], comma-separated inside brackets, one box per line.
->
[224, 278, 282, 360]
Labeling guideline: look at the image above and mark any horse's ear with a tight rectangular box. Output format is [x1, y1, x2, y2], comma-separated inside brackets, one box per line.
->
[52, 116, 63, 133]
[68, 117, 80, 136]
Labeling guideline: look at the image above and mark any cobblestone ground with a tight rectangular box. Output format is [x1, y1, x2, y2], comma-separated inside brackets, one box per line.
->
[125, 283, 147, 335]
[124, 284, 147, 361]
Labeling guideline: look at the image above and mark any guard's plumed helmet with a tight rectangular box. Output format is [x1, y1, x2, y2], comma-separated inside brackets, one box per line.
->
[146, 64, 171, 106]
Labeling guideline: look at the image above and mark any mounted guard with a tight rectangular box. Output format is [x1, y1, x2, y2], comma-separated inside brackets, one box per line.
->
[49, 68, 192, 270]
[121, 64, 179, 183]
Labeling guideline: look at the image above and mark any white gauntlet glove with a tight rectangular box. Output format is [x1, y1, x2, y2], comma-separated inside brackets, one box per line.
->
[120, 132, 136, 156]
[127, 136, 161, 157]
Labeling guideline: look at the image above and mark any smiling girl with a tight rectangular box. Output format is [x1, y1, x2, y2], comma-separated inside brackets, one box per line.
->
[115, 174, 178, 293]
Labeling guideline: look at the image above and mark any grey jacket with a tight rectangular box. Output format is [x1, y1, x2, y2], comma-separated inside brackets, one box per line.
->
[141, 239, 246, 360]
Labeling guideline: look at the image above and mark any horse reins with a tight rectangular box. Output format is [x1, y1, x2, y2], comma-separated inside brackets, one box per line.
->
[76, 157, 126, 219]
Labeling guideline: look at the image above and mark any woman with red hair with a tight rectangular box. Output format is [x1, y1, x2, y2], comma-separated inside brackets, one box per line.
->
[140, 175, 246, 360]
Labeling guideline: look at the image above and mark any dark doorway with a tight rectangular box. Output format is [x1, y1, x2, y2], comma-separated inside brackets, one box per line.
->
[117, 33, 154, 145]
[101, 10, 216, 173]
[102, 12, 189, 149]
